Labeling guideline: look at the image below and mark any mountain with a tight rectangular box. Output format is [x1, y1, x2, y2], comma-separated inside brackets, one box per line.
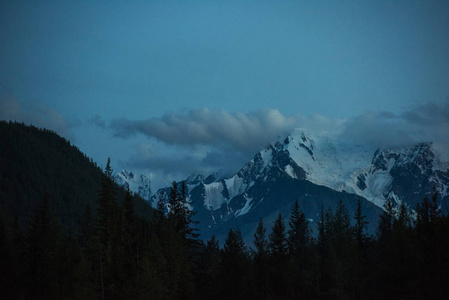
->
[277, 129, 449, 209]
[114, 170, 153, 201]
[144, 129, 448, 246]
[0, 121, 154, 231]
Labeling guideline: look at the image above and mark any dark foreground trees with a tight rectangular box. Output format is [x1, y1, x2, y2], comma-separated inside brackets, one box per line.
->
[1, 173, 449, 299]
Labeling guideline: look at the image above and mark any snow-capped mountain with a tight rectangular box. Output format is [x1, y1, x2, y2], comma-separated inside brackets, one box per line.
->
[144, 129, 449, 245]
[280, 129, 449, 209]
[114, 170, 153, 201]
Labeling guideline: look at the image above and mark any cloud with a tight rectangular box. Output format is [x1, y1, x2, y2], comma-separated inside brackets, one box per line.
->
[0, 95, 73, 139]
[111, 108, 300, 154]
[112, 109, 346, 177]
[115, 101, 449, 180]
[339, 100, 449, 160]
[121, 142, 247, 178]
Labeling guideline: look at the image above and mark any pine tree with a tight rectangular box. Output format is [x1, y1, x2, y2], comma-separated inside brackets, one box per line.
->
[221, 228, 250, 299]
[316, 206, 336, 299]
[376, 198, 395, 242]
[287, 199, 311, 299]
[168, 181, 199, 242]
[253, 218, 269, 299]
[96, 158, 120, 300]
[195, 235, 221, 299]
[121, 189, 139, 298]
[97, 158, 118, 253]
[351, 198, 370, 298]
[287, 199, 310, 262]
[353, 198, 369, 249]
[254, 218, 267, 258]
[268, 213, 287, 258]
[268, 213, 288, 299]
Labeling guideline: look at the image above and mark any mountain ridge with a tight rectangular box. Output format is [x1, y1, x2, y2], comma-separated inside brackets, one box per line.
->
[119, 128, 448, 244]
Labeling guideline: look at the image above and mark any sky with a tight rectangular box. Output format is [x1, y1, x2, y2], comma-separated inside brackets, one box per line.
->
[1, 0, 449, 187]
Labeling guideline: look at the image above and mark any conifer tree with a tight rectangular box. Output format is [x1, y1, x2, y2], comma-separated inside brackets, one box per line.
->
[253, 218, 269, 299]
[254, 218, 267, 258]
[332, 200, 355, 298]
[268, 213, 288, 298]
[353, 198, 369, 249]
[221, 228, 250, 299]
[97, 158, 118, 252]
[168, 181, 199, 245]
[96, 158, 120, 300]
[287, 199, 311, 299]
[376, 198, 395, 242]
[316, 206, 336, 298]
[195, 235, 221, 299]
[268, 213, 287, 258]
[287, 199, 310, 261]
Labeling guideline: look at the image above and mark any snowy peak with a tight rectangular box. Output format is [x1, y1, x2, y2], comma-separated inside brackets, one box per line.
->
[278, 130, 448, 208]
[114, 170, 152, 201]
[357, 142, 449, 208]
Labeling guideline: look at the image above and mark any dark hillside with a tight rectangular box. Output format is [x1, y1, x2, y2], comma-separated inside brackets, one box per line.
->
[0, 121, 154, 231]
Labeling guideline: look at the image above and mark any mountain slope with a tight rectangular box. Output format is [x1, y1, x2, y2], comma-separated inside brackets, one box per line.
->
[0, 121, 154, 231]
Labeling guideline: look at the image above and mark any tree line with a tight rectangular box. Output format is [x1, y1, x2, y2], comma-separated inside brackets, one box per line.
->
[1, 159, 449, 299]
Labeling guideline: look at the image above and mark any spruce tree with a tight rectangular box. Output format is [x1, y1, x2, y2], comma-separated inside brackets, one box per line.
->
[353, 198, 369, 249]
[254, 218, 267, 258]
[268, 213, 287, 258]
[96, 158, 120, 300]
[287, 199, 310, 261]
[195, 235, 221, 299]
[316, 206, 336, 298]
[287, 199, 311, 299]
[221, 228, 250, 299]
[253, 218, 269, 299]
[268, 213, 288, 299]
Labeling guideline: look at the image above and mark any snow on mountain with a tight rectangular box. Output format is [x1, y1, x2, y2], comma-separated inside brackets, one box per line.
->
[285, 129, 375, 196]
[184, 128, 449, 218]
[114, 170, 153, 201]
[283, 129, 449, 209]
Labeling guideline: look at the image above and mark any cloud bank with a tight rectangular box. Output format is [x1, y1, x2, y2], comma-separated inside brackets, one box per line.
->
[109, 101, 449, 177]
[340, 101, 449, 160]
[110, 108, 344, 155]
[111, 108, 295, 153]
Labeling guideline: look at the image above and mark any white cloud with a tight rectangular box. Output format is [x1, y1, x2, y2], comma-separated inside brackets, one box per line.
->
[111, 108, 297, 153]
[110, 108, 346, 153]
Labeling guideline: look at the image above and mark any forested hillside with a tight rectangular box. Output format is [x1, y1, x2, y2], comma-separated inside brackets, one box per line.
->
[0, 121, 153, 230]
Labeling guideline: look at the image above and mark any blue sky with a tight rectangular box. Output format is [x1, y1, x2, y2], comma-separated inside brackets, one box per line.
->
[1, 0, 449, 184]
